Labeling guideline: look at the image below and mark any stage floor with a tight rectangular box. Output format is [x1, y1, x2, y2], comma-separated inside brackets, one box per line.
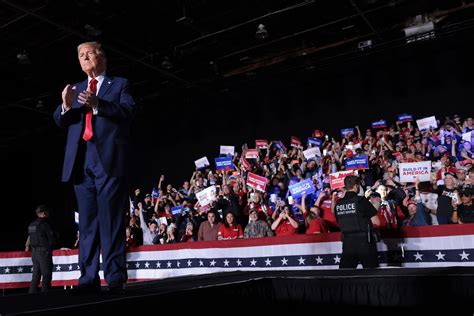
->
[1, 267, 474, 315]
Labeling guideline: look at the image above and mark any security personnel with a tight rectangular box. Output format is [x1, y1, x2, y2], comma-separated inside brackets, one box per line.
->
[334, 175, 380, 268]
[28, 205, 57, 293]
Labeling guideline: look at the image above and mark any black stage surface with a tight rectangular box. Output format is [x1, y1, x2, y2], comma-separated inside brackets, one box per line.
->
[1, 267, 473, 315]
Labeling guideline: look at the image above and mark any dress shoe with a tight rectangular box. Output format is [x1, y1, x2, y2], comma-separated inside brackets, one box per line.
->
[106, 282, 125, 294]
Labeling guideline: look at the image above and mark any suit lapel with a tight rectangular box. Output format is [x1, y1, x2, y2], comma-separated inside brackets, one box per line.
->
[98, 76, 113, 99]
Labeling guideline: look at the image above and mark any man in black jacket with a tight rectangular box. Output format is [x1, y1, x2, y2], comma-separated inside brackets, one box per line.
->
[28, 205, 57, 293]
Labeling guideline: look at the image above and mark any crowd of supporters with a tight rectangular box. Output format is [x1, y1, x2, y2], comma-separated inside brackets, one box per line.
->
[125, 114, 474, 247]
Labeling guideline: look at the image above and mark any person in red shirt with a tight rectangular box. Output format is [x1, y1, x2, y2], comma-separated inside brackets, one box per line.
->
[300, 194, 328, 234]
[218, 212, 243, 240]
[271, 204, 299, 236]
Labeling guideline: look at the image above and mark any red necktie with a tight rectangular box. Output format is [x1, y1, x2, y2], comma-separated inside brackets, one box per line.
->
[82, 78, 98, 142]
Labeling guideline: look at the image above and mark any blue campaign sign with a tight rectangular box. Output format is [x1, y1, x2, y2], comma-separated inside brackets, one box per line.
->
[341, 128, 355, 137]
[215, 156, 234, 171]
[171, 206, 183, 216]
[345, 154, 369, 170]
[372, 120, 386, 129]
[288, 179, 316, 198]
[398, 114, 413, 122]
[307, 137, 322, 147]
[152, 187, 159, 198]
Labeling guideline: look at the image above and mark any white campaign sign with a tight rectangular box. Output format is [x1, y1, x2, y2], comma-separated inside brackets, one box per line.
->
[416, 116, 437, 131]
[195, 185, 217, 207]
[399, 161, 432, 182]
[220, 146, 235, 156]
[194, 156, 210, 169]
[303, 147, 321, 160]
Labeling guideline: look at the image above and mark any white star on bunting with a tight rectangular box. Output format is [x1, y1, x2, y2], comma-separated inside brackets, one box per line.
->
[459, 251, 470, 261]
[281, 258, 288, 266]
[223, 259, 229, 267]
[298, 257, 306, 265]
[435, 252, 446, 261]
[144, 262, 150, 268]
[315, 256, 323, 264]
[236, 259, 242, 266]
[334, 255, 341, 264]
[250, 259, 257, 266]
[187, 260, 192, 267]
[414, 252, 423, 261]
[56, 265, 61, 271]
[210, 260, 216, 267]
[265, 258, 272, 266]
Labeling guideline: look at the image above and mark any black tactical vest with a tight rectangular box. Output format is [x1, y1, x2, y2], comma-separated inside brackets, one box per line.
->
[28, 218, 50, 248]
[335, 194, 368, 234]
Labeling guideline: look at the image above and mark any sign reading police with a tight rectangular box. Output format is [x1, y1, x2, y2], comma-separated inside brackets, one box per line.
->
[399, 161, 432, 182]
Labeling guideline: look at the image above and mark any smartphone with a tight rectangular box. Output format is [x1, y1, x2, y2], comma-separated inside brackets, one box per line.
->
[250, 192, 255, 202]
[288, 196, 294, 205]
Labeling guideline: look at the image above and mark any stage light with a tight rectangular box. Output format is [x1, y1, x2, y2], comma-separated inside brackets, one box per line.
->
[358, 39, 373, 51]
[404, 15, 435, 43]
[255, 24, 269, 40]
[161, 56, 173, 70]
[36, 100, 44, 109]
[16, 50, 30, 65]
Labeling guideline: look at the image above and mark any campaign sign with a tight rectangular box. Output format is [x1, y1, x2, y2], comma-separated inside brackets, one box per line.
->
[372, 120, 386, 129]
[398, 114, 413, 122]
[399, 161, 431, 182]
[194, 156, 210, 169]
[273, 141, 287, 152]
[341, 128, 355, 137]
[247, 172, 268, 192]
[329, 170, 355, 189]
[345, 154, 369, 170]
[462, 131, 473, 144]
[196, 185, 217, 207]
[220, 145, 235, 156]
[215, 156, 234, 171]
[303, 147, 321, 160]
[171, 205, 183, 216]
[416, 116, 438, 131]
[307, 137, 322, 147]
[256, 139, 269, 149]
[245, 149, 259, 159]
[291, 136, 302, 148]
[288, 178, 316, 198]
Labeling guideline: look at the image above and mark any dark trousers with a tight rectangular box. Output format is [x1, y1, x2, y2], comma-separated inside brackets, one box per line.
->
[339, 235, 379, 269]
[29, 248, 53, 293]
[74, 141, 128, 286]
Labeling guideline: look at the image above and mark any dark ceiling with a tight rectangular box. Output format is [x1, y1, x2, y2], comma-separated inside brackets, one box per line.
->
[2, 0, 474, 148]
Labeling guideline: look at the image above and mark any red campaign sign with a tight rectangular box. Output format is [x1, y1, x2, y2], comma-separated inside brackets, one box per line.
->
[247, 172, 268, 192]
[255, 139, 269, 149]
[245, 149, 259, 159]
[313, 129, 324, 138]
[291, 136, 302, 148]
[329, 170, 355, 190]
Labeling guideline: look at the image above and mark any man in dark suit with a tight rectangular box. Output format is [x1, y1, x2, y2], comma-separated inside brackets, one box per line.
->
[53, 41, 136, 293]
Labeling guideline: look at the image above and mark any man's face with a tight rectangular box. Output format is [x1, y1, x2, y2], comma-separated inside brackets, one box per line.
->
[78, 44, 106, 75]
[208, 213, 216, 223]
[249, 211, 258, 221]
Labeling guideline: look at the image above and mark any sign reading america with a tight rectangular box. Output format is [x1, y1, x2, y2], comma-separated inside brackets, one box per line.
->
[399, 161, 431, 182]
[288, 179, 316, 198]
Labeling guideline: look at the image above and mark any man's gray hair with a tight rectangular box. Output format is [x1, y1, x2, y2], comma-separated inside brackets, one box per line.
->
[77, 41, 106, 57]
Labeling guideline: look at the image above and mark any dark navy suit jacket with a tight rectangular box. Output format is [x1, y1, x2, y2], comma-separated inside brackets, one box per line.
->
[53, 76, 136, 182]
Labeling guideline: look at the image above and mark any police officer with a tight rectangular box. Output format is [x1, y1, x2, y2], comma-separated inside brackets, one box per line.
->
[28, 205, 57, 293]
[334, 175, 380, 268]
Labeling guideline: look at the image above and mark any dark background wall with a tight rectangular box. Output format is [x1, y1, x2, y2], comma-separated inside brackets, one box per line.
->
[1, 31, 472, 251]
